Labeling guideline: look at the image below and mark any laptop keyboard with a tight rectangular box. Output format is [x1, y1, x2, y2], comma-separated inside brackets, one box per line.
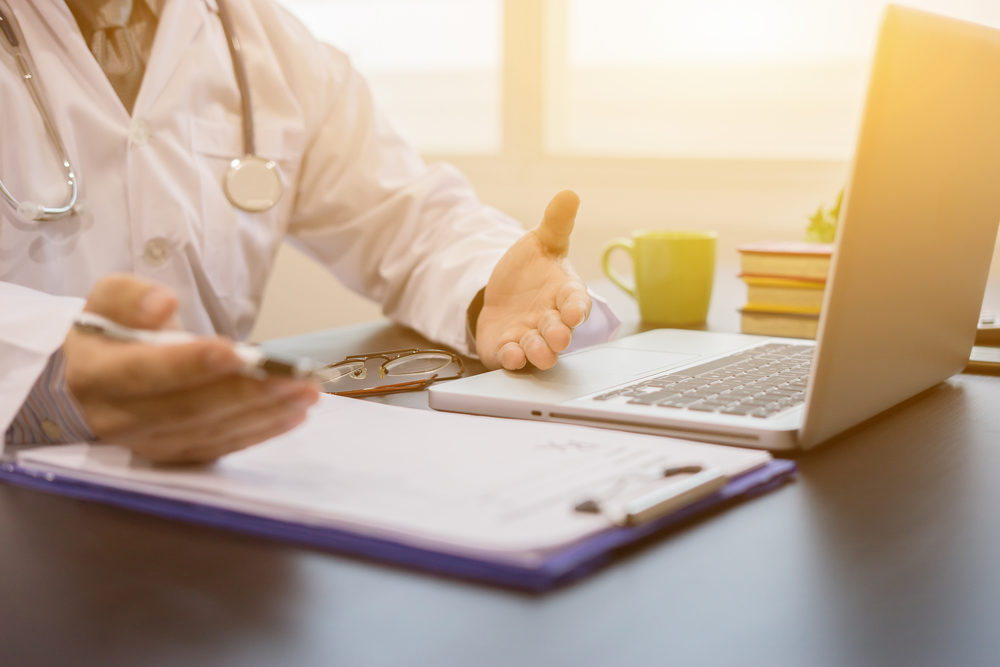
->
[592, 343, 814, 419]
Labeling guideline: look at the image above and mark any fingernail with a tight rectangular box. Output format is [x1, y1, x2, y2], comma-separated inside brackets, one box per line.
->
[291, 398, 316, 410]
[288, 385, 319, 404]
[141, 288, 173, 318]
[267, 379, 299, 396]
[284, 411, 309, 428]
[204, 347, 235, 372]
[500, 342, 526, 370]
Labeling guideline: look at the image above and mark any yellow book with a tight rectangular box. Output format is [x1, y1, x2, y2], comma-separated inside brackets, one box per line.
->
[738, 241, 833, 281]
[741, 275, 825, 313]
[740, 308, 819, 339]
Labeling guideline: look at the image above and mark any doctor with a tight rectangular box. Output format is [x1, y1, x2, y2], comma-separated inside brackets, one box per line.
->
[0, 0, 614, 462]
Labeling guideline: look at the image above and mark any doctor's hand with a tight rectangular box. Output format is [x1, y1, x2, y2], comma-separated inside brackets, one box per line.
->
[476, 190, 592, 371]
[62, 274, 319, 464]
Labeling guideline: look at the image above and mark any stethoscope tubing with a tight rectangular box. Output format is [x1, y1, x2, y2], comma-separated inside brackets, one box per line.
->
[216, 0, 255, 157]
[0, 1, 79, 220]
[0, 0, 271, 222]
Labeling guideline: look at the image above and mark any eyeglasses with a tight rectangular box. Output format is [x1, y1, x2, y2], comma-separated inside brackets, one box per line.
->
[314, 348, 465, 397]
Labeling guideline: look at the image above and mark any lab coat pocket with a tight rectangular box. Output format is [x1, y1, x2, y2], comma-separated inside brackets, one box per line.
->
[189, 117, 304, 301]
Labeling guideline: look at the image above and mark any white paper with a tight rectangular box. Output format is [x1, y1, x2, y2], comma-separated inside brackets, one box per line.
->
[16, 394, 770, 565]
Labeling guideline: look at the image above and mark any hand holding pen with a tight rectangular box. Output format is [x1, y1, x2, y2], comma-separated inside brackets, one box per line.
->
[62, 274, 320, 463]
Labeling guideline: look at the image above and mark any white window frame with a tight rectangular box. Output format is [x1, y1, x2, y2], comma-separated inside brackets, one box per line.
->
[428, 0, 848, 259]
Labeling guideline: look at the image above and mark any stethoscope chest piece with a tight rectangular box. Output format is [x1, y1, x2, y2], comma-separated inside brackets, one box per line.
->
[2, 0, 285, 221]
[224, 155, 283, 213]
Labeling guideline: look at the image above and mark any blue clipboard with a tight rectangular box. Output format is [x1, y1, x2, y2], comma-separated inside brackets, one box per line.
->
[0, 459, 794, 591]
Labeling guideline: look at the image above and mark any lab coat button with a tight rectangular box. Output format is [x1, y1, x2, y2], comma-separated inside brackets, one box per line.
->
[41, 419, 63, 441]
[143, 238, 171, 266]
[130, 120, 151, 146]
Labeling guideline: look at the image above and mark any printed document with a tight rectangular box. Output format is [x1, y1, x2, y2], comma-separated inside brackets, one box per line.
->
[15, 394, 770, 565]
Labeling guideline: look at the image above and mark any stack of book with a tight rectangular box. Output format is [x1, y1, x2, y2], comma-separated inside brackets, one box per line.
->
[737, 241, 834, 339]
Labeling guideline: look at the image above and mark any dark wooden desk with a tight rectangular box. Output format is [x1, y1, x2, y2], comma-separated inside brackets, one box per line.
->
[3, 274, 1000, 667]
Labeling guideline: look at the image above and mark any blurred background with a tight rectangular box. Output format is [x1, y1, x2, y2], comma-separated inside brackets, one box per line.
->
[252, 0, 1000, 341]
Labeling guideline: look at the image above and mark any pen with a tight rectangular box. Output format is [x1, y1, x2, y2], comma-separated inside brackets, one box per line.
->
[72, 311, 318, 381]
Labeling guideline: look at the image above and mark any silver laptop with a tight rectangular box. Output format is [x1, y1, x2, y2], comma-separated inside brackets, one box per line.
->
[430, 5, 1000, 452]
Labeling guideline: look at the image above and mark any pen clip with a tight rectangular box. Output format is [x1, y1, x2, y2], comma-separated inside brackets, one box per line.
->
[574, 465, 727, 527]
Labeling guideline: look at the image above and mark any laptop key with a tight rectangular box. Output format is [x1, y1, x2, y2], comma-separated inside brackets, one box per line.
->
[657, 400, 694, 409]
[592, 342, 814, 418]
[628, 390, 683, 405]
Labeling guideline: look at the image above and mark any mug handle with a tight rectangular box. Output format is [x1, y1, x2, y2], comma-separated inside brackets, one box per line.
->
[601, 238, 636, 299]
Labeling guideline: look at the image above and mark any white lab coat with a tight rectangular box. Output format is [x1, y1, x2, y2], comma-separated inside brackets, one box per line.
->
[0, 0, 558, 443]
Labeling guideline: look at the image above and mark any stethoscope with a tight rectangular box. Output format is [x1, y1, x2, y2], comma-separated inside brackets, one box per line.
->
[0, 0, 283, 222]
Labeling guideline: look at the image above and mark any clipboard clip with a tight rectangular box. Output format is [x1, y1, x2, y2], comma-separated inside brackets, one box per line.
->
[574, 465, 727, 527]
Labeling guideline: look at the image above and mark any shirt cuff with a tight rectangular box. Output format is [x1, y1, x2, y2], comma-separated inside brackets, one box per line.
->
[464, 286, 487, 354]
[565, 293, 621, 352]
[5, 349, 95, 445]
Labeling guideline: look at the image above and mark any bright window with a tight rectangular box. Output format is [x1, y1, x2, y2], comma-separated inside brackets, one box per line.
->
[276, 1, 1000, 161]
[549, 0, 1000, 159]
[276, 0, 502, 154]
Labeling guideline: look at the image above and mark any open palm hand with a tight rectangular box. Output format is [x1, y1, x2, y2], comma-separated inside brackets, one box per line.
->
[475, 191, 592, 370]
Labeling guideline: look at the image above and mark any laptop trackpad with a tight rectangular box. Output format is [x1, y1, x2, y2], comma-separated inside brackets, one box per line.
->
[441, 348, 698, 403]
[536, 347, 696, 391]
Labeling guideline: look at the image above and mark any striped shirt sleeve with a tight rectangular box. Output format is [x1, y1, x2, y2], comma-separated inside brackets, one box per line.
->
[4, 349, 95, 445]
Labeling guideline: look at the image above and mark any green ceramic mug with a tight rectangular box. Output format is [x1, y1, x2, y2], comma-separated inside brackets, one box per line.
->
[602, 230, 716, 326]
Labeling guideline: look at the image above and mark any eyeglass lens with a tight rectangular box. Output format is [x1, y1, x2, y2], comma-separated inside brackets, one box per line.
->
[316, 351, 459, 393]
[383, 352, 455, 376]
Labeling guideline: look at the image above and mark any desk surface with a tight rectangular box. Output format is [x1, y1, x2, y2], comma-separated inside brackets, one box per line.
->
[3, 273, 1000, 667]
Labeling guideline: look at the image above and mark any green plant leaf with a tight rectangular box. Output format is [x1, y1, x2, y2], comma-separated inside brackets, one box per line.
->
[804, 188, 844, 243]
